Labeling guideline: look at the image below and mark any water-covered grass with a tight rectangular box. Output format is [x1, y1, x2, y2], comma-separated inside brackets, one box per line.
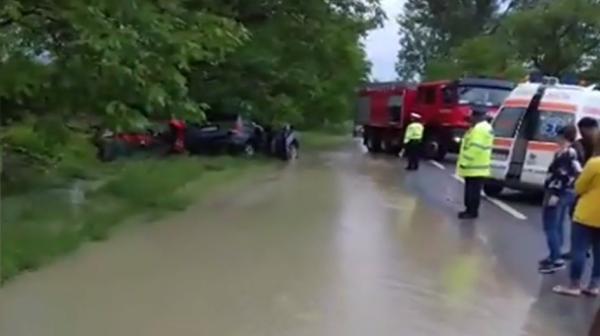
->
[300, 131, 350, 151]
[0, 157, 271, 283]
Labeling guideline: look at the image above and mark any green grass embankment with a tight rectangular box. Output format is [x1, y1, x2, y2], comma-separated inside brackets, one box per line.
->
[0, 126, 350, 284]
[300, 131, 350, 151]
[0, 156, 272, 284]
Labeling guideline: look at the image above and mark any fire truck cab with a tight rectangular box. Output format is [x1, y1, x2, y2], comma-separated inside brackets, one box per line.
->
[414, 78, 515, 160]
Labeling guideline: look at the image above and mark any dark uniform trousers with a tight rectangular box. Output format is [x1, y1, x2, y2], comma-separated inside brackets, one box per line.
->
[464, 177, 484, 216]
[405, 140, 421, 170]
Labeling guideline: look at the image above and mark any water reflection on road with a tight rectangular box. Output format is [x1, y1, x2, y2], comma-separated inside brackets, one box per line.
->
[0, 145, 597, 335]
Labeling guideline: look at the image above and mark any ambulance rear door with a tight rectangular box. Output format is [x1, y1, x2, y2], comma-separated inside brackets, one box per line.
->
[490, 107, 525, 180]
[520, 110, 575, 186]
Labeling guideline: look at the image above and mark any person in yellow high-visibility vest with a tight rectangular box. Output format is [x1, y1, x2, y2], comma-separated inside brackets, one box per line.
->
[457, 107, 494, 219]
[404, 113, 424, 171]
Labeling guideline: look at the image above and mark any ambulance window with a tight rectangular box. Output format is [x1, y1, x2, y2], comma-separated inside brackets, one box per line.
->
[492, 107, 525, 137]
[533, 111, 576, 142]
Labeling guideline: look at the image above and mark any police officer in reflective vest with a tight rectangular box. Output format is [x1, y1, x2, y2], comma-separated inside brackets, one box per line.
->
[404, 113, 424, 171]
[457, 107, 494, 219]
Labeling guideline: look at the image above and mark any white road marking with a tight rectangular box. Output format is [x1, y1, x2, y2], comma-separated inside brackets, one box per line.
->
[478, 233, 489, 245]
[484, 196, 528, 220]
[450, 174, 527, 220]
[429, 160, 446, 170]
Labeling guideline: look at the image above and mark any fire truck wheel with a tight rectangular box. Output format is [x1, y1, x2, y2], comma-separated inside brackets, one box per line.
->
[423, 136, 447, 161]
[389, 145, 402, 156]
[365, 136, 381, 153]
[435, 146, 447, 161]
[424, 137, 439, 159]
[383, 141, 401, 155]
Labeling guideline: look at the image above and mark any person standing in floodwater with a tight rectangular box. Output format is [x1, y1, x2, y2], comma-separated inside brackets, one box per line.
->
[403, 113, 424, 171]
[538, 125, 581, 274]
[456, 107, 494, 220]
[554, 133, 600, 297]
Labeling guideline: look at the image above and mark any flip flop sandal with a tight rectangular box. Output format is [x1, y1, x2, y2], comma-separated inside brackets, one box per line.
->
[583, 288, 600, 297]
[553, 285, 582, 297]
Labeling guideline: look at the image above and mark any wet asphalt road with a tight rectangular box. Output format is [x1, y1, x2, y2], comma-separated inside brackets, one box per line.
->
[1, 141, 598, 336]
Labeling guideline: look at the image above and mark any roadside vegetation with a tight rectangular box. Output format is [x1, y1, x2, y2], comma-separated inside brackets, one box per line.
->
[1, 156, 273, 283]
[1, 133, 352, 284]
[0, 1, 377, 282]
[300, 122, 354, 151]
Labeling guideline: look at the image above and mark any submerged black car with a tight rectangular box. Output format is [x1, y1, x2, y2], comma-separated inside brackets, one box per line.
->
[185, 115, 299, 161]
[185, 116, 262, 156]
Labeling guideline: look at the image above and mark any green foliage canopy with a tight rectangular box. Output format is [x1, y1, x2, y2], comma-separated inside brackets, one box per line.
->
[397, 0, 600, 82]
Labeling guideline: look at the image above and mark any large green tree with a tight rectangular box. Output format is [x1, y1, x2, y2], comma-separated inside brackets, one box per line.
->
[401, 0, 600, 81]
[1, 0, 382, 171]
[0, 0, 245, 128]
[396, 0, 500, 81]
[189, 0, 383, 126]
[501, 0, 600, 77]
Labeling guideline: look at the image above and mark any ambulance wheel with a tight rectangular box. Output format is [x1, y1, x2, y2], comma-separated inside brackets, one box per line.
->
[484, 183, 504, 197]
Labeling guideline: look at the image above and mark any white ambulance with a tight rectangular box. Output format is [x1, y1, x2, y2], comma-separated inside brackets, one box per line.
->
[484, 79, 600, 196]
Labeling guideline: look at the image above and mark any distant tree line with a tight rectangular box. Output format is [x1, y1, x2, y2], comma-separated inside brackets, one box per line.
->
[396, 0, 600, 82]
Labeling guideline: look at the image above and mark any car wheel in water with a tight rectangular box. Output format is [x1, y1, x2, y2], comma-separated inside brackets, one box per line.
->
[286, 143, 299, 161]
[243, 143, 255, 157]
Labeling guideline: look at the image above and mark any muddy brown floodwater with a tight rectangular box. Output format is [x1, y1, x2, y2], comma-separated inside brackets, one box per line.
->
[1, 144, 597, 336]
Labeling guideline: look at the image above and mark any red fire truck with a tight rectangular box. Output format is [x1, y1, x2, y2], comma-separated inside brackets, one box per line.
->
[356, 81, 417, 154]
[358, 78, 515, 160]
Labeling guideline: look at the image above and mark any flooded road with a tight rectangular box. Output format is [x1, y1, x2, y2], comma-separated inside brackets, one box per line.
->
[1, 143, 598, 335]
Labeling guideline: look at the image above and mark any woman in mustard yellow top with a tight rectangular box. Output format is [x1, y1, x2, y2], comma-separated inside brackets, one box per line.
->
[554, 134, 600, 297]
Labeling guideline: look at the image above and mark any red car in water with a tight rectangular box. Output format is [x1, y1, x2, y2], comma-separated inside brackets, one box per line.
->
[96, 119, 186, 161]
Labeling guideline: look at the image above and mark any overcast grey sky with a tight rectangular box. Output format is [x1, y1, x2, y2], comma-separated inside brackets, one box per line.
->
[365, 0, 406, 81]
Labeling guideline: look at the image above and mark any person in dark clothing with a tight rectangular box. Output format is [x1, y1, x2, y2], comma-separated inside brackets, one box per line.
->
[569, 118, 599, 219]
[538, 125, 582, 274]
[590, 307, 600, 336]
[574, 117, 599, 165]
